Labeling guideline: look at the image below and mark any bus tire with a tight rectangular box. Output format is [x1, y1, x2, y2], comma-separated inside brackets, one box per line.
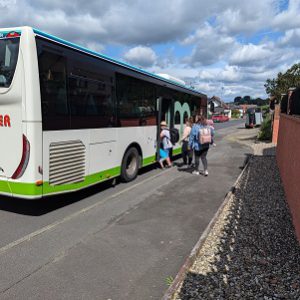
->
[121, 147, 140, 182]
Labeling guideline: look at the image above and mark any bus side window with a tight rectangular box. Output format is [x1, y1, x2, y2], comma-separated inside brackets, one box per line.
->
[68, 74, 114, 129]
[116, 73, 157, 127]
[38, 50, 69, 130]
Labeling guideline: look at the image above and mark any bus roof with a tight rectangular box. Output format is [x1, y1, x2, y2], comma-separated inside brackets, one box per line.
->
[29, 27, 205, 97]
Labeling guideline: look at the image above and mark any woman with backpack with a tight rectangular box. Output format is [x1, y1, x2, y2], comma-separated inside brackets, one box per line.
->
[158, 121, 173, 169]
[189, 115, 214, 176]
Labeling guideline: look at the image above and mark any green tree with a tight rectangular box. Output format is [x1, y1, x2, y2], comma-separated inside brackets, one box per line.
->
[239, 95, 251, 104]
[251, 98, 268, 106]
[234, 96, 242, 103]
[264, 63, 300, 99]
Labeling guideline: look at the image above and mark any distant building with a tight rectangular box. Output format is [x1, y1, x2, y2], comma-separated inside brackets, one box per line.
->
[208, 96, 229, 115]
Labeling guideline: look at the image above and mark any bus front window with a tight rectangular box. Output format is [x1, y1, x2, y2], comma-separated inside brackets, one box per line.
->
[0, 38, 20, 88]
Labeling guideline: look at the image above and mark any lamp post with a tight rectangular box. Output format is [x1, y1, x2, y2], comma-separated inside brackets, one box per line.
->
[221, 85, 224, 101]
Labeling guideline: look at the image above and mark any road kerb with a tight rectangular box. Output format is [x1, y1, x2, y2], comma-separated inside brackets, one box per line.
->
[162, 155, 252, 300]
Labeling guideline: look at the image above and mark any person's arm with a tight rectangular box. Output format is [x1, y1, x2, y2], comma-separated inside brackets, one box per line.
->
[189, 126, 195, 147]
[180, 126, 190, 142]
[211, 127, 215, 138]
[210, 127, 215, 145]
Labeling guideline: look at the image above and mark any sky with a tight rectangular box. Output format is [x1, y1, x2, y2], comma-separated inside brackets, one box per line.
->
[1, 0, 299, 101]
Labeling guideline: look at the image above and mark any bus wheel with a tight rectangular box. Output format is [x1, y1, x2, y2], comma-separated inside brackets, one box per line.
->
[121, 147, 140, 182]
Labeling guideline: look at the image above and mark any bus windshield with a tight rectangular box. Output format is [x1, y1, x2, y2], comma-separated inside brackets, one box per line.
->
[0, 38, 19, 88]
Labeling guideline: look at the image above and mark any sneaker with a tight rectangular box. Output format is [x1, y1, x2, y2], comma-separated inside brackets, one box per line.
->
[192, 170, 200, 175]
[204, 170, 208, 176]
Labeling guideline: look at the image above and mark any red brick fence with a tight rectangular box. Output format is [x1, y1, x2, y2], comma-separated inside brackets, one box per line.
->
[277, 114, 300, 241]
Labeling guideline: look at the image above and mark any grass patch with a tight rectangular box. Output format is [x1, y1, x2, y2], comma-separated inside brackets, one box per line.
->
[165, 276, 174, 286]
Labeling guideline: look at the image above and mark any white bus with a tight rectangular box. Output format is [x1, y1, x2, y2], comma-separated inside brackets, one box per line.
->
[0, 26, 207, 199]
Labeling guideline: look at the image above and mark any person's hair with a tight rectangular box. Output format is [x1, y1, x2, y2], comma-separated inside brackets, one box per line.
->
[185, 116, 193, 126]
[196, 115, 206, 125]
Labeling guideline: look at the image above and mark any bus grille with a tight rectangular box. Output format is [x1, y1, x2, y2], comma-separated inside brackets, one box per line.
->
[49, 140, 86, 186]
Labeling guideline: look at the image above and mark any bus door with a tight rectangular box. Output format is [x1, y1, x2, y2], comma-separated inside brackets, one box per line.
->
[160, 98, 174, 126]
[156, 97, 174, 158]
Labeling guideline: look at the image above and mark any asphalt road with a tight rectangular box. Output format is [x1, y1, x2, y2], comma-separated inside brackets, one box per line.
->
[0, 119, 253, 300]
[213, 118, 245, 130]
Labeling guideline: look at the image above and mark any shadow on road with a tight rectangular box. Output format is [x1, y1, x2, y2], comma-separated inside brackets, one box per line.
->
[0, 180, 114, 216]
[0, 164, 159, 216]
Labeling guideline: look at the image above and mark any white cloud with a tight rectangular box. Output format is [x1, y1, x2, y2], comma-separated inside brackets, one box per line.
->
[272, 0, 300, 31]
[183, 24, 236, 66]
[198, 66, 241, 83]
[194, 82, 216, 93]
[0, 0, 277, 45]
[215, 1, 276, 35]
[84, 42, 105, 53]
[279, 28, 300, 48]
[20, 0, 212, 45]
[0, 0, 16, 7]
[229, 44, 273, 66]
[0, 0, 299, 101]
[123, 46, 157, 68]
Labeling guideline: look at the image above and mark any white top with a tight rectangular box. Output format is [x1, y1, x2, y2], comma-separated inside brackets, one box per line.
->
[162, 129, 173, 149]
[181, 125, 191, 142]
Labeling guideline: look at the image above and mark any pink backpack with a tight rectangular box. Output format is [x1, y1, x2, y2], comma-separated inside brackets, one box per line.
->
[199, 126, 212, 144]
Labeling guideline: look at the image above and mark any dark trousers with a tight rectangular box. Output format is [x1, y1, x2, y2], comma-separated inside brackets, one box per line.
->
[182, 141, 192, 165]
[194, 147, 209, 171]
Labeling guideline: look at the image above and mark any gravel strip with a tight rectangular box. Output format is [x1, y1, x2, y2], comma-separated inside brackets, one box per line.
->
[175, 155, 300, 299]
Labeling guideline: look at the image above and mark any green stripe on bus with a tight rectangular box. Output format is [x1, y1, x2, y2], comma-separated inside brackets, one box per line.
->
[43, 166, 121, 194]
[0, 154, 158, 197]
[0, 166, 121, 197]
[0, 180, 11, 194]
[9, 181, 43, 196]
[143, 155, 156, 166]
[173, 147, 182, 155]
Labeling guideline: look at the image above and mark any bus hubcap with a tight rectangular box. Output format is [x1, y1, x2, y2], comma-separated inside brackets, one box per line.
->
[126, 154, 137, 176]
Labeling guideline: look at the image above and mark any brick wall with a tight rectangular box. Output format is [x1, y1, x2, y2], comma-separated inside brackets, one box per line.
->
[277, 114, 300, 241]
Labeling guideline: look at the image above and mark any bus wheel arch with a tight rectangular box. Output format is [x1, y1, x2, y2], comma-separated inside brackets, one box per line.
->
[120, 143, 142, 182]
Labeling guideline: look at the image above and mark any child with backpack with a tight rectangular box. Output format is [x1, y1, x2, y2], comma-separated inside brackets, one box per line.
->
[189, 115, 214, 176]
[158, 121, 173, 169]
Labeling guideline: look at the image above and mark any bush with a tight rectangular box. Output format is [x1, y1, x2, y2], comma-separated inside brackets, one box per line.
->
[231, 109, 241, 118]
[258, 114, 272, 141]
